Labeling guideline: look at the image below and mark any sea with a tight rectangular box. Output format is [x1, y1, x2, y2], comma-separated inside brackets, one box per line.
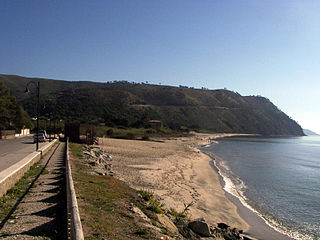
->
[201, 136, 320, 240]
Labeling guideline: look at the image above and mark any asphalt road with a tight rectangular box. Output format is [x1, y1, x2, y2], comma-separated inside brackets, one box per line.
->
[0, 136, 48, 173]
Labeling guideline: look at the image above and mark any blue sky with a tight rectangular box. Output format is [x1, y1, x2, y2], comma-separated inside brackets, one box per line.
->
[1, 0, 320, 133]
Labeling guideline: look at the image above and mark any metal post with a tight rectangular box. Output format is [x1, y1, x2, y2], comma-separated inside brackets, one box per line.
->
[25, 81, 40, 151]
[36, 82, 40, 151]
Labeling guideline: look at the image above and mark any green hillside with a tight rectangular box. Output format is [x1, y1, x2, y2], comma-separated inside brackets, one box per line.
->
[0, 74, 304, 136]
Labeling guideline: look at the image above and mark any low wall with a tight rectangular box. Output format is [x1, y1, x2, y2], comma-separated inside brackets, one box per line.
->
[14, 128, 30, 137]
[66, 138, 84, 240]
[0, 139, 58, 197]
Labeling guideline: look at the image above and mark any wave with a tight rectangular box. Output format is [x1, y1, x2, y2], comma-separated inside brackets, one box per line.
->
[202, 149, 313, 240]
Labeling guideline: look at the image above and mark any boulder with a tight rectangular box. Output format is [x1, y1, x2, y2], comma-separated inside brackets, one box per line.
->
[217, 222, 230, 230]
[188, 218, 211, 237]
[156, 214, 179, 234]
[175, 219, 199, 239]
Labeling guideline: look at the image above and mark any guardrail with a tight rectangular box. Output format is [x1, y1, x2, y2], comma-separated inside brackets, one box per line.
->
[66, 138, 84, 240]
[0, 139, 58, 197]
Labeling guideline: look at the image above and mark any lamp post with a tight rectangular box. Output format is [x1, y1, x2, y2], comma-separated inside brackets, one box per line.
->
[25, 81, 40, 151]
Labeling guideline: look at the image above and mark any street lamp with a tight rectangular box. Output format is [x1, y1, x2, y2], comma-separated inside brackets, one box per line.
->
[25, 81, 40, 151]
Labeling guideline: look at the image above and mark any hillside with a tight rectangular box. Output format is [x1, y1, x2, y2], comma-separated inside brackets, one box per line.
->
[0, 74, 304, 136]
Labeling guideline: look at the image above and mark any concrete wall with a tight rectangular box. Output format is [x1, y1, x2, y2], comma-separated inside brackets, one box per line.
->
[66, 139, 84, 240]
[14, 128, 30, 137]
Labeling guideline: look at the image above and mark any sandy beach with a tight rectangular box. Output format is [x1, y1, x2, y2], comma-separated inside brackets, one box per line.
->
[99, 133, 249, 231]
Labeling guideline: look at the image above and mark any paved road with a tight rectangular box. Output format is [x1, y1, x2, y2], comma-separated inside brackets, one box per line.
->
[0, 136, 48, 172]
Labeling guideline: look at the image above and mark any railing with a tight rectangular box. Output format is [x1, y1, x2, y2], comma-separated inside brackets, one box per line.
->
[66, 138, 84, 240]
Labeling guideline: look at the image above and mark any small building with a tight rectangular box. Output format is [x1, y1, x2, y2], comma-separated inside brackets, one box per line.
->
[65, 123, 96, 145]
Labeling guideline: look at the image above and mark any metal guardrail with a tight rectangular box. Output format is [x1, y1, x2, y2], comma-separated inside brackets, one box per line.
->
[66, 138, 84, 240]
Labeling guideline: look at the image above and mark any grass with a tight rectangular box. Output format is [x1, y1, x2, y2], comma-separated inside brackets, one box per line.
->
[95, 126, 181, 140]
[70, 143, 153, 239]
[169, 201, 194, 220]
[0, 161, 42, 222]
[137, 189, 154, 201]
[69, 143, 83, 158]
[138, 190, 164, 214]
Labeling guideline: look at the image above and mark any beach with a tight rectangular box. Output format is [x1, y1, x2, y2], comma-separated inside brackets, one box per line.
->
[98, 133, 293, 239]
[99, 133, 248, 228]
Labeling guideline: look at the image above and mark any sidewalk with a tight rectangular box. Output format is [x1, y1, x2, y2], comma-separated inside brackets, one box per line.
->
[0, 142, 67, 239]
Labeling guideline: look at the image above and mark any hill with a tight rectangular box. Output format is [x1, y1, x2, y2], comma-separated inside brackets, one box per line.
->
[303, 129, 319, 136]
[0, 74, 304, 136]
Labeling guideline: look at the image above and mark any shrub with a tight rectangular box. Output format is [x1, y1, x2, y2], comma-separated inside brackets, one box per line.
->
[138, 189, 153, 201]
[106, 129, 113, 136]
[126, 133, 136, 139]
[138, 189, 164, 213]
[142, 135, 150, 141]
[169, 201, 194, 220]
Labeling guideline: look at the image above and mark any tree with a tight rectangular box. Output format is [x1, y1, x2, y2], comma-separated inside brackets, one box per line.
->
[0, 81, 32, 130]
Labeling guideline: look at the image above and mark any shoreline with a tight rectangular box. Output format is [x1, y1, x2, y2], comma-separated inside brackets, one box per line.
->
[98, 133, 294, 239]
[99, 134, 249, 230]
[203, 136, 294, 240]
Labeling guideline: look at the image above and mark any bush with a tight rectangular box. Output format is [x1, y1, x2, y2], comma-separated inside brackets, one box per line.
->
[106, 129, 113, 136]
[138, 189, 153, 201]
[138, 189, 164, 213]
[126, 133, 136, 139]
[141, 135, 150, 141]
[169, 201, 194, 220]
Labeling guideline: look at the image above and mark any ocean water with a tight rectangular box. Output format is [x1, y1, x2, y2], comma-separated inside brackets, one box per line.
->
[202, 136, 320, 240]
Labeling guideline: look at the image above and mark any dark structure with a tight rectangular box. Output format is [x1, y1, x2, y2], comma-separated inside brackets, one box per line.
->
[64, 123, 96, 145]
[65, 123, 80, 143]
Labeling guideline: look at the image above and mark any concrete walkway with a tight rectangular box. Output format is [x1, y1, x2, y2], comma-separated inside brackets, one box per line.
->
[0, 136, 48, 172]
[0, 142, 67, 239]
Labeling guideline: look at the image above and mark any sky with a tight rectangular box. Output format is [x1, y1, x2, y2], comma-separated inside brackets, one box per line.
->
[1, 0, 320, 133]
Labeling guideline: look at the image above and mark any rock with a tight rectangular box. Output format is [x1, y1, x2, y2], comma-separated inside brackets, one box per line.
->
[175, 219, 199, 240]
[188, 218, 211, 237]
[88, 161, 97, 166]
[242, 235, 254, 240]
[130, 206, 151, 223]
[156, 214, 179, 234]
[217, 222, 230, 230]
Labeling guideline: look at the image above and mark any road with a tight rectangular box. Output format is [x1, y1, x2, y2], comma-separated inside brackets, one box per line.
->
[0, 136, 48, 173]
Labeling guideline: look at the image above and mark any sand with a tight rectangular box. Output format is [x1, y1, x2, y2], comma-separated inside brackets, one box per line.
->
[98, 133, 249, 231]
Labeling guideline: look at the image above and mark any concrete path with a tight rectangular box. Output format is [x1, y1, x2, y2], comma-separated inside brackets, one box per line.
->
[0, 142, 67, 239]
[0, 136, 48, 172]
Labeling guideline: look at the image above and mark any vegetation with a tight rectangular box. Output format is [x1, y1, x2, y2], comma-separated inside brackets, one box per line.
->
[1, 74, 305, 136]
[69, 142, 83, 158]
[69, 143, 153, 239]
[0, 161, 42, 223]
[0, 81, 32, 131]
[138, 190, 164, 214]
[169, 201, 194, 220]
[95, 126, 178, 140]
